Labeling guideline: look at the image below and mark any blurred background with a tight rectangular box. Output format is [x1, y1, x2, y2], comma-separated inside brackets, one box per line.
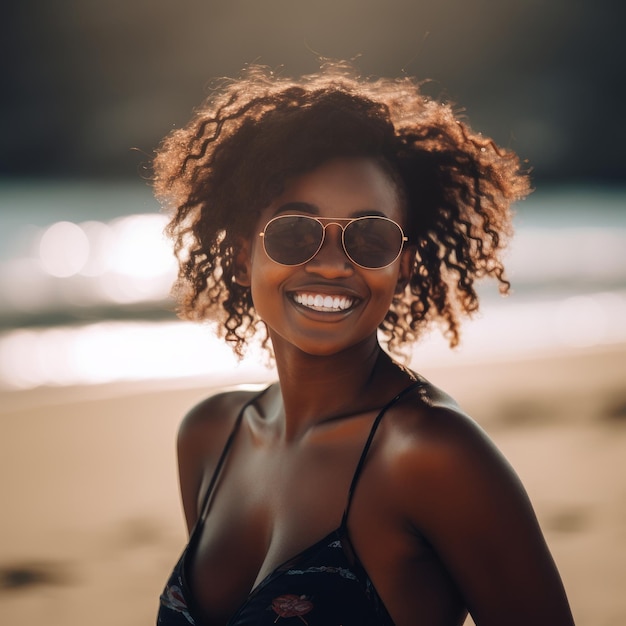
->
[0, 1, 624, 625]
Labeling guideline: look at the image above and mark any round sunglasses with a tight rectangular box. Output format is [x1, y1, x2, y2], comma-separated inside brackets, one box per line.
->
[259, 215, 408, 269]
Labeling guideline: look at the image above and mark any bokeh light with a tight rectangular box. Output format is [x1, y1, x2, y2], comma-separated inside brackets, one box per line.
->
[39, 221, 90, 277]
[99, 214, 176, 303]
[79, 220, 115, 277]
[108, 214, 172, 279]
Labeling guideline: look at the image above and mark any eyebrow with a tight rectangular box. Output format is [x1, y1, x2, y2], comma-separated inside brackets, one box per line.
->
[273, 201, 319, 216]
[273, 201, 387, 219]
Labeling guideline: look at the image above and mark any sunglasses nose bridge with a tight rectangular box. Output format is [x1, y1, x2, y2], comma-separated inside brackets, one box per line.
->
[324, 219, 346, 238]
[310, 220, 352, 267]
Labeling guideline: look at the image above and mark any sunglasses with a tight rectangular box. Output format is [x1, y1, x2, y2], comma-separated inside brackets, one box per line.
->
[259, 214, 408, 269]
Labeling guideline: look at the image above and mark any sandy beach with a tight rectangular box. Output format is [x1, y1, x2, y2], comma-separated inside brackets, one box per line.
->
[1, 343, 625, 626]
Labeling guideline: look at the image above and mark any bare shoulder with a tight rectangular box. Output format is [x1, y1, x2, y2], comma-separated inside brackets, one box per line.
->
[177, 386, 265, 451]
[387, 377, 517, 481]
[177, 384, 270, 533]
[383, 377, 530, 525]
[382, 377, 575, 625]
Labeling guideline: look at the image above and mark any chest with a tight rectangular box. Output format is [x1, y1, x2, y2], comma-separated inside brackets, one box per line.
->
[188, 428, 375, 623]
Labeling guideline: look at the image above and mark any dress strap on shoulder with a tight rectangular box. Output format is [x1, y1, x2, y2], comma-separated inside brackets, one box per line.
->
[197, 385, 272, 525]
[340, 379, 423, 530]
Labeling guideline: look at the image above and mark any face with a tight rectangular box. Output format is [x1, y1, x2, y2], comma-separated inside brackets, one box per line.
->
[241, 157, 412, 358]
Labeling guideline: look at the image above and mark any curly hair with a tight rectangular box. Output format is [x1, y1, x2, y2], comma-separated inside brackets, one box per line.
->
[152, 61, 530, 358]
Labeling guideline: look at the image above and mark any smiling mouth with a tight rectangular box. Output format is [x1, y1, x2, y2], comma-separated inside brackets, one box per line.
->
[292, 292, 356, 312]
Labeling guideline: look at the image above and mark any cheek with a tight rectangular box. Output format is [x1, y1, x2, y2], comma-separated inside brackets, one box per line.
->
[249, 254, 288, 307]
[372, 266, 402, 295]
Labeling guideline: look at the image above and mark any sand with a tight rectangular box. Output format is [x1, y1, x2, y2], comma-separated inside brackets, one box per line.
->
[1, 343, 625, 626]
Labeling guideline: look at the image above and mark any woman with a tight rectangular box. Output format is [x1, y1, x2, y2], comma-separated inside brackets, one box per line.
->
[153, 62, 575, 626]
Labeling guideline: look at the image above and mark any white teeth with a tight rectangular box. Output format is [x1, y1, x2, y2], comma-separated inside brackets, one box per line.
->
[293, 293, 354, 312]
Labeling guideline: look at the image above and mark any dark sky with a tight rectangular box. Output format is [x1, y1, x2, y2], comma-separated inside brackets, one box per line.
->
[1, 0, 624, 182]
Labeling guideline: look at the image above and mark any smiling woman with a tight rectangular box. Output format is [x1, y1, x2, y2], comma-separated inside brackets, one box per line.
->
[241, 158, 412, 359]
[151, 62, 575, 626]
[153, 62, 528, 357]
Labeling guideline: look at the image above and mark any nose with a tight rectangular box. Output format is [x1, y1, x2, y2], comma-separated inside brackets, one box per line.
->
[304, 223, 353, 277]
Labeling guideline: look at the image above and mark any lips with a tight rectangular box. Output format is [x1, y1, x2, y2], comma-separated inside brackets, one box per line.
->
[291, 292, 356, 312]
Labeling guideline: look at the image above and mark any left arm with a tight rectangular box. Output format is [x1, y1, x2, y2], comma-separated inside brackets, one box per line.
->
[394, 405, 575, 626]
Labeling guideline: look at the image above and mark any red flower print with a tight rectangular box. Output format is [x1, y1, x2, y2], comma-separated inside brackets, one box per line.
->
[271, 594, 313, 624]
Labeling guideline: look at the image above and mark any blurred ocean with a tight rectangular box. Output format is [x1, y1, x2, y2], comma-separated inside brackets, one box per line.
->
[0, 181, 625, 390]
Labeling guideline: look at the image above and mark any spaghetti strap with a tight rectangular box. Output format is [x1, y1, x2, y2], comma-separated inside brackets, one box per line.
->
[196, 386, 272, 526]
[159, 380, 421, 626]
[340, 380, 423, 530]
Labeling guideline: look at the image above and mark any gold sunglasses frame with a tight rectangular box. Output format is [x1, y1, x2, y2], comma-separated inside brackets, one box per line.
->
[259, 215, 408, 270]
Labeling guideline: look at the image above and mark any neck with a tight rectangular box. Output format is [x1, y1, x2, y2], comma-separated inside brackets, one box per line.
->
[270, 335, 401, 440]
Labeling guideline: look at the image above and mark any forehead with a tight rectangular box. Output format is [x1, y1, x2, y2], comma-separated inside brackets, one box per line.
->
[263, 157, 404, 222]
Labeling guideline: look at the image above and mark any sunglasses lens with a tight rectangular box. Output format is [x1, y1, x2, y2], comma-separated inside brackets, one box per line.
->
[344, 218, 404, 268]
[262, 216, 404, 268]
[263, 216, 323, 265]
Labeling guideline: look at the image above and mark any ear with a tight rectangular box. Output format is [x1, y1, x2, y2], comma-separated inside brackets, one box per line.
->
[395, 247, 415, 294]
[233, 237, 252, 287]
